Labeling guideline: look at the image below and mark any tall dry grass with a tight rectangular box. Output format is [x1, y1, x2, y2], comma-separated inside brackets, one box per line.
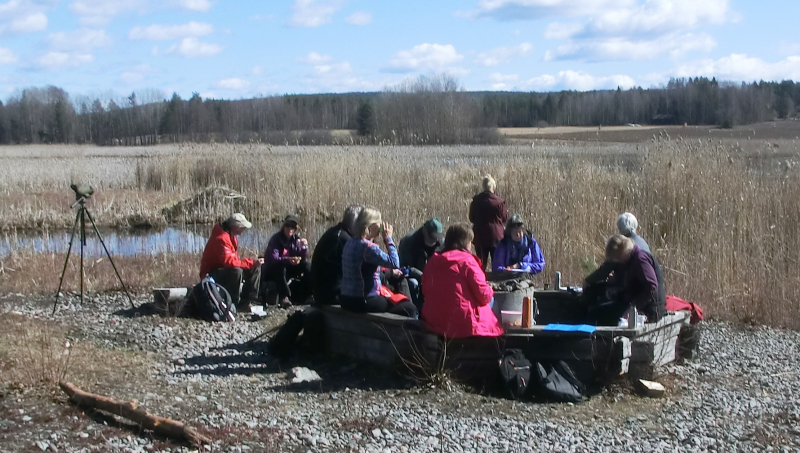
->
[1, 138, 799, 326]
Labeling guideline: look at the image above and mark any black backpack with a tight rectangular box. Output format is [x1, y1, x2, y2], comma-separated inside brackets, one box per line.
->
[190, 276, 236, 322]
[498, 349, 532, 400]
[267, 311, 306, 359]
[531, 360, 585, 403]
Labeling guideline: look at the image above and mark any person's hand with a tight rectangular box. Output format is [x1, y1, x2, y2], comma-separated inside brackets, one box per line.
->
[299, 238, 308, 247]
[508, 263, 520, 270]
[381, 222, 393, 241]
[289, 256, 302, 265]
[391, 268, 403, 278]
[256, 258, 265, 266]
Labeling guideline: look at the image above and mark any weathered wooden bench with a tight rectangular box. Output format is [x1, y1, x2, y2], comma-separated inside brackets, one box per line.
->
[315, 298, 691, 385]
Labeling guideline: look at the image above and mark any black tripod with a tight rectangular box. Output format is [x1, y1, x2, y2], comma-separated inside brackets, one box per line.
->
[53, 190, 136, 314]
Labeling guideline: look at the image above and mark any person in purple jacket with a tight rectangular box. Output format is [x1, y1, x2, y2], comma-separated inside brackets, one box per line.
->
[603, 234, 666, 323]
[492, 214, 545, 274]
[262, 215, 310, 307]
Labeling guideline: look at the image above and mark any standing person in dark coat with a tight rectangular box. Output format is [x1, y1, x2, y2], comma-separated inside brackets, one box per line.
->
[469, 174, 508, 271]
[398, 217, 444, 310]
[310, 205, 363, 305]
[262, 215, 311, 307]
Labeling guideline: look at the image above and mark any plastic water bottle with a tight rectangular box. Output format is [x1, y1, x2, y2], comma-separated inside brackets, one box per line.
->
[553, 271, 562, 290]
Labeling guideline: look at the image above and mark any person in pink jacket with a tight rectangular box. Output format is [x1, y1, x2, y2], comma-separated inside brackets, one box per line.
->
[421, 223, 504, 339]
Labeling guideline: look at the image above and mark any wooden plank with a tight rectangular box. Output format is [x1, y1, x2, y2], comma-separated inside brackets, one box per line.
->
[324, 329, 399, 367]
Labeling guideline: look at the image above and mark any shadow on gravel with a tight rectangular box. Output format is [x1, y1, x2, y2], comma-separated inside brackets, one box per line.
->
[68, 404, 185, 447]
[174, 339, 413, 393]
[113, 303, 158, 318]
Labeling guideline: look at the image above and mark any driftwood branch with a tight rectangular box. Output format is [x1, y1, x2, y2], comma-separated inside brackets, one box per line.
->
[59, 381, 211, 447]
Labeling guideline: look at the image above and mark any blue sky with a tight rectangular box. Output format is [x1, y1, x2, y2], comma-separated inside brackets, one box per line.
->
[1, 0, 800, 101]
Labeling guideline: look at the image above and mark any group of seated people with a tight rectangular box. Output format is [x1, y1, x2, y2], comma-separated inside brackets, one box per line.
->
[199, 194, 667, 340]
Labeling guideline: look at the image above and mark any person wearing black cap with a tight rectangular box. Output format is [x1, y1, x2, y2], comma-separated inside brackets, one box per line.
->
[398, 217, 444, 310]
[262, 215, 311, 307]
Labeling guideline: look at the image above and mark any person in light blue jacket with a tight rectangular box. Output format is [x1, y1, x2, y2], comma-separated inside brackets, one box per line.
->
[492, 214, 545, 274]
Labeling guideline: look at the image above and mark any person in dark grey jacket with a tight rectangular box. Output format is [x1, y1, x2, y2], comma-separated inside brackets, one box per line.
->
[310, 205, 363, 305]
[583, 213, 666, 325]
[398, 217, 444, 310]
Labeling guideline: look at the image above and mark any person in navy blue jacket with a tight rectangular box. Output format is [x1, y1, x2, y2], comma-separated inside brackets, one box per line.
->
[491, 214, 545, 274]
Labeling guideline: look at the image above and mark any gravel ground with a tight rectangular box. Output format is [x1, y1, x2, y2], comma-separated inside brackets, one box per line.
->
[2, 292, 800, 453]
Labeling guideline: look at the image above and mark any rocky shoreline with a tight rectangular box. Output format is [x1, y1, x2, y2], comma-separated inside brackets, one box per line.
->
[2, 292, 799, 452]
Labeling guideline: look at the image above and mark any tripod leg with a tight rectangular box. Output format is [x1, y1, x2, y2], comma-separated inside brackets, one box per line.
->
[53, 208, 81, 314]
[84, 209, 136, 309]
[80, 207, 85, 305]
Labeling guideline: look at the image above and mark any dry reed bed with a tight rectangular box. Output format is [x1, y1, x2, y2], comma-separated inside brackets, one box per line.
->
[1, 141, 799, 327]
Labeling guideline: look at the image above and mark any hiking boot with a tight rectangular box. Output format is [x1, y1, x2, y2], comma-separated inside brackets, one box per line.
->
[279, 297, 293, 309]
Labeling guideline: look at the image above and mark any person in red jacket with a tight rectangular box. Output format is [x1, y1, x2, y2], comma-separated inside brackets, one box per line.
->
[199, 213, 263, 309]
[421, 223, 503, 339]
[468, 174, 508, 271]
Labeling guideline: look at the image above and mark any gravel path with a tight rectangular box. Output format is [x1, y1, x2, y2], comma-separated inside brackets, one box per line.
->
[2, 292, 800, 452]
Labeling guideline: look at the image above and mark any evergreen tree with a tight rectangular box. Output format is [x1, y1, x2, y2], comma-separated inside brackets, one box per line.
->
[0, 101, 8, 144]
[356, 101, 375, 136]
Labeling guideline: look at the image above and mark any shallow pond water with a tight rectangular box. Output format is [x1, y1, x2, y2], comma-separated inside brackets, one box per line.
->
[0, 223, 334, 258]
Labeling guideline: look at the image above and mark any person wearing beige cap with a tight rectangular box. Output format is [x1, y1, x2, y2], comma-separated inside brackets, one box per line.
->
[199, 213, 263, 309]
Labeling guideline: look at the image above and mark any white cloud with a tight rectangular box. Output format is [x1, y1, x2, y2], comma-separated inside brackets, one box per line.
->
[522, 70, 636, 91]
[580, 0, 730, 37]
[345, 11, 372, 25]
[297, 52, 332, 65]
[488, 72, 519, 90]
[545, 33, 716, 61]
[385, 43, 464, 73]
[252, 66, 263, 75]
[289, 0, 343, 28]
[48, 29, 111, 52]
[129, 22, 214, 40]
[0, 1, 54, 35]
[297, 53, 378, 92]
[172, 0, 212, 12]
[544, 22, 583, 40]
[69, 0, 141, 26]
[117, 64, 158, 86]
[119, 71, 144, 85]
[475, 42, 533, 66]
[468, 0, 620, 21]
[673, 54, 800, 83]
[162, 37, 223, 58]
[11, 12, 48, 33]
[0, 48, 18, 64]
[218, 78, 250, 91]
[474, 1, 733, 64]
[37, 51, 94, 70]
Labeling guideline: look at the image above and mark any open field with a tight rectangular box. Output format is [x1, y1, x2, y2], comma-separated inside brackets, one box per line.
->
[1, 122, 800, 327]
[502, 120, 800, 143]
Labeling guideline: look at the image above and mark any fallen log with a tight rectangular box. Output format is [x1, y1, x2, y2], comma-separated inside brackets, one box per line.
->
[58, 382, 211, 447]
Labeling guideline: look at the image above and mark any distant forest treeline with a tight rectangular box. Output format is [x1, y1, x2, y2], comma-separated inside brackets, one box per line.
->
[0, 74, 798, 146]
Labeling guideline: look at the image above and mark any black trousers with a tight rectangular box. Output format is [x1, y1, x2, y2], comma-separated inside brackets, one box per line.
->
[208, 266, 260, 308]
[475, 244, 496, 272]
[265, 261, 312, 301]
[340, 295, 418, 318]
